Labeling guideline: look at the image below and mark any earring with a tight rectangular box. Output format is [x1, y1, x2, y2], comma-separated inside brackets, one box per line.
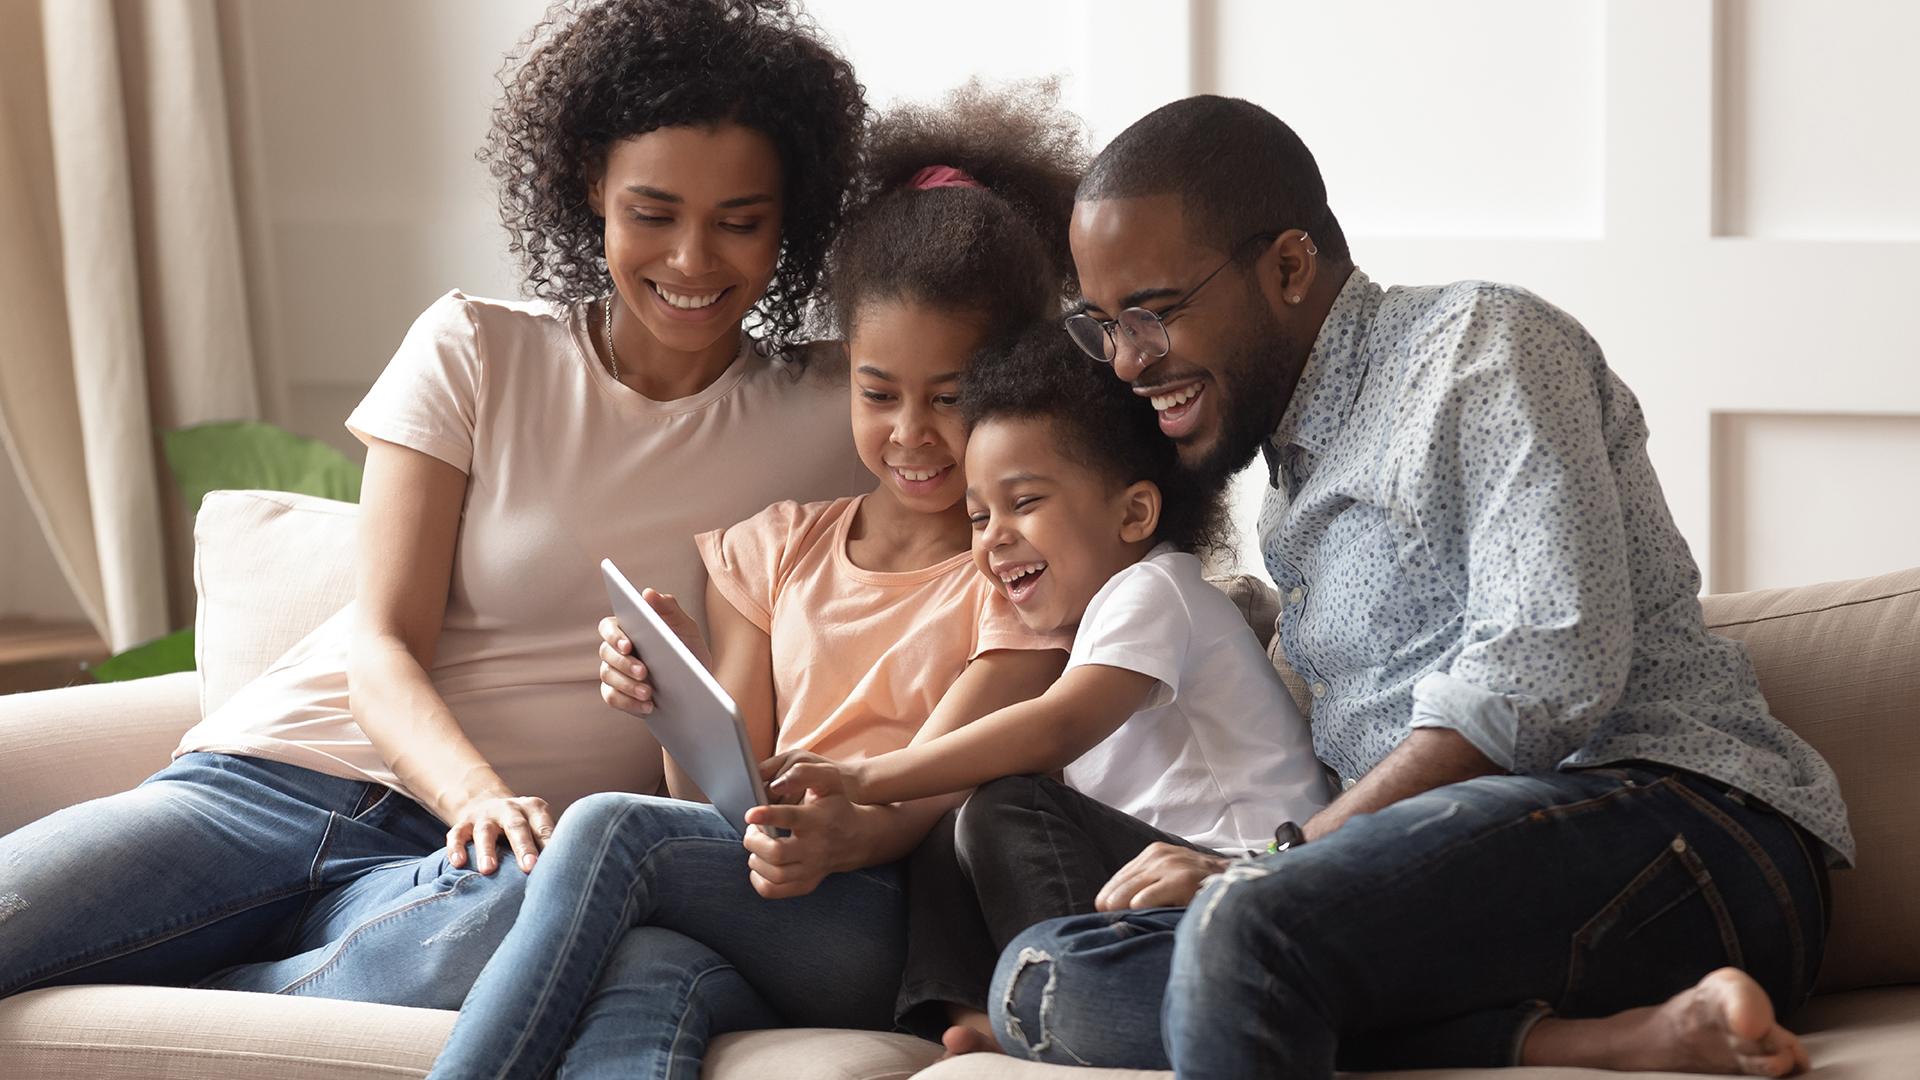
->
[1288, 294, 1302, 304]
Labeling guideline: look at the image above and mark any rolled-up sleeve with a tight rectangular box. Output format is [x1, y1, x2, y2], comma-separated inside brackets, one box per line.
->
[1398, 286, 1636, 774]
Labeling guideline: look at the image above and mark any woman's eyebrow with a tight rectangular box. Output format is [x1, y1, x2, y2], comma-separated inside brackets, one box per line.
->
[623, 185, 774, 210]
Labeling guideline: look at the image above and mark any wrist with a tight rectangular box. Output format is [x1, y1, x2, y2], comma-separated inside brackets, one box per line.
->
[437, 767, 512, 821]
[847, 759, 877, 804]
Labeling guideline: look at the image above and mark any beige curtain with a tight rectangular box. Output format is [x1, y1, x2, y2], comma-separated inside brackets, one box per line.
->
[0, 0, 259, 650]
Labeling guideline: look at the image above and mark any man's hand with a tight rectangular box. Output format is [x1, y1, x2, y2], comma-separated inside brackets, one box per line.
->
[1096, 842, 1232, 911]
[740, 792, 876, 899]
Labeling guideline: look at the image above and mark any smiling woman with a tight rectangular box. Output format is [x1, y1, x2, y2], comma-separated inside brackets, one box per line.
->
[0, 0, 875, 1030]
[585, 124, 786, 399]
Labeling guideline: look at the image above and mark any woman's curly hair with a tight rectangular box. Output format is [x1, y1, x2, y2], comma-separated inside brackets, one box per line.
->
[963, 322, 1232, 558]
[826, 79, 1088, 346]
[480, 0, 865, 349]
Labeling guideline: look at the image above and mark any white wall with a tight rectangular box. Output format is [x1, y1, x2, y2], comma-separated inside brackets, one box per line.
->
[215, 0, 1919, 594]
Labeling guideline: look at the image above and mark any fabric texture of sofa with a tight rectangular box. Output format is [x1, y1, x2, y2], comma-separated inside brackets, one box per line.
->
[1, 489, 1915, 1079]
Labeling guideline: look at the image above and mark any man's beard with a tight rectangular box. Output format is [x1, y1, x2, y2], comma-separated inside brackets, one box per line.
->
[1179, 299, 1299, 489]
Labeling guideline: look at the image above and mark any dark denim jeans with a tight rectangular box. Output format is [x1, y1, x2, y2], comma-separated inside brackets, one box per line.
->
[992, 765, 1830, 1079]
[0, 752, 529, 1008]
[898, 774, 1200, 1036]
[426, 792, 907, 1080]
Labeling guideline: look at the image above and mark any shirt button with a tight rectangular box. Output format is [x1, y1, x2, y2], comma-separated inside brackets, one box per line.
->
[1310, 681, 1328, 698]
[1288, 587, 1305, 605]
[1341, 776, 1358, 791]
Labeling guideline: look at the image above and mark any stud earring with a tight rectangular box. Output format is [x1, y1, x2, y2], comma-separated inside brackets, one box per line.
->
[1288, 294, 1302, 304]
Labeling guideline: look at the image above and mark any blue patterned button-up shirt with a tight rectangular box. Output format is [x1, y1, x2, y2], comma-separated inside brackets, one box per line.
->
[1258, 270, 1854, 864]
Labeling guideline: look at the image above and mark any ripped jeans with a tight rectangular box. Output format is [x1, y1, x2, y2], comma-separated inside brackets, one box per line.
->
[0, 752, 529, 1007]
[991, 765, 1831, 1079]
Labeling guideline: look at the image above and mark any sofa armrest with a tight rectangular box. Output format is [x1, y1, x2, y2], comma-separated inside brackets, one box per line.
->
[0, 671, 201, 835]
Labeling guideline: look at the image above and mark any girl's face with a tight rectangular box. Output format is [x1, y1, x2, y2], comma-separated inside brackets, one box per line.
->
[588, 123, 784, 356]
[847, 302, 981, 515]
[964, 416, 1159, 633]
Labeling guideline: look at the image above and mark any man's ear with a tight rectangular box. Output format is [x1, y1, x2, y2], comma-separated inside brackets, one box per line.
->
[1118, 480, 1162, 544]
[1254, 228, 1320, 311]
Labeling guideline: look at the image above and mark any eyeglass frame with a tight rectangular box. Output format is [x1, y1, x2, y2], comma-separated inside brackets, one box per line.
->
[1063, 230, 1282, 365]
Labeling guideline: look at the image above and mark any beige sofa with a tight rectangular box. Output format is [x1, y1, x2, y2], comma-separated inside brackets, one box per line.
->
[1, 489, 1915, 1079]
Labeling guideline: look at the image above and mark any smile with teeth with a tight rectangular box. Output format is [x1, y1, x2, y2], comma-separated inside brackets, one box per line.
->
[996, 561, 1047, 601]
[891, 465, 950, 483]
[650, 281, 728, 310]
[1148, 383, 1203, 412]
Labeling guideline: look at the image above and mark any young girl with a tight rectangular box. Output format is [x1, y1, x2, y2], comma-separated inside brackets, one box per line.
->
[770, 324, 1332, 1051]
[0, 0, 867, 1012]
[424, 83, 1089, 1080]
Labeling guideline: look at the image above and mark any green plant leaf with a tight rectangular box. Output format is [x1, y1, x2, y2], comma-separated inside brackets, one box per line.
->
[163, 420, 362, 513]
[90, 627, 196, 682]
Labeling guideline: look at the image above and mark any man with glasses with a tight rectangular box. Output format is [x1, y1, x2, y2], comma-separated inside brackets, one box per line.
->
[980, 95, 1851, 1079]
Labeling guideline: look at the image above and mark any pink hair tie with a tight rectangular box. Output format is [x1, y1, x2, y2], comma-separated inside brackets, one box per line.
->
[909, 165, 984, 191]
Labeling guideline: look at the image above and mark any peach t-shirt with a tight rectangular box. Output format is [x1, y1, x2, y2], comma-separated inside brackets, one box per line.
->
[175, 291, 871, 814]
[697, 496, 1067, 760]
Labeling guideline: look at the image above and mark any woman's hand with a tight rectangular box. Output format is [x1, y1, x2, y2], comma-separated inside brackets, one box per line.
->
[763, 750, 869, 804]
[445, 792, 557, 875]
[597, 591, 714, 717]
[1095, 842, 1231, 911]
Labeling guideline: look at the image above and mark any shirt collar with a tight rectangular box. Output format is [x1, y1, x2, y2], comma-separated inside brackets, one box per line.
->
[1261, 269, 1381, 485]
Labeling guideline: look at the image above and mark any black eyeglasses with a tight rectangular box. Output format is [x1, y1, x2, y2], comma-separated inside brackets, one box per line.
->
[1064, 232, 1277, 365]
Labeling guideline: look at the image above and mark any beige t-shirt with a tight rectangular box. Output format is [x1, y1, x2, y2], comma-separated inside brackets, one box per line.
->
[176, 291, 870, 815]
[697, 496, 1069, 762]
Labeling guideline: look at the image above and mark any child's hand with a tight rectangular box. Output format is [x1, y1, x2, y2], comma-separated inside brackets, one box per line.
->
[597, 616, 654, 716]
[597, 590, 715, 717]
[764, 751, 867, 804]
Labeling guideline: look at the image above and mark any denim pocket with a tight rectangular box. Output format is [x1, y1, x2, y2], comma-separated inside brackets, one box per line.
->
[1560, 833, 1743, 1017]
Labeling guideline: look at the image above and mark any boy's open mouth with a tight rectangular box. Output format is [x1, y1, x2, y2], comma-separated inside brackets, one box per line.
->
[997, 561, 1047, 605]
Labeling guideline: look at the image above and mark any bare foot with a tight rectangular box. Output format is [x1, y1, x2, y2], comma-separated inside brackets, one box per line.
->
[940, 1007, 1004, 1058]
[1523, 968, 1811, 1076]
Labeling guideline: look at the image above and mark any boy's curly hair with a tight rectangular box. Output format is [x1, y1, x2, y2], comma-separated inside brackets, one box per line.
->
[480, 0, 865, 350]
[962, 323, 1232, 557]
[826, 79, 1088, 345]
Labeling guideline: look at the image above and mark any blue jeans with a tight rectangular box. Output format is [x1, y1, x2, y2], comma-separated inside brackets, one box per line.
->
[0, 752, 528, 1007]
[992, 765, 1830, 1078]
[426, 792, 907, 1080]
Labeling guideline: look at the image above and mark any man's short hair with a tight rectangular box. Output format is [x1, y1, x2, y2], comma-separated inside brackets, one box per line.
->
[1079, 95, 1349, 265]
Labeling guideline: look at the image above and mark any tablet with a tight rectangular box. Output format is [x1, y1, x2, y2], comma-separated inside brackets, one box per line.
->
[601, 559, 771, 836]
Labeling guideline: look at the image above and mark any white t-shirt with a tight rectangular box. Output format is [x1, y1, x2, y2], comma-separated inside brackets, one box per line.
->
[1064, 546, 1330, 853]
[176, 291, 871, 815]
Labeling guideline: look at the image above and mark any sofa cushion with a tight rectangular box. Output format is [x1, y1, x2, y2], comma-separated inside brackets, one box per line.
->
[0, 985, 451, 1080]
[193, 490, 358, 716]
[1701, 567, 1920, 994]
[0, 985, 945, 1080]
[913, 987, 1920, 1079]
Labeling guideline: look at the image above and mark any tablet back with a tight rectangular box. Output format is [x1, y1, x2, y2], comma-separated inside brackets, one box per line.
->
[601, 560, 768, 836]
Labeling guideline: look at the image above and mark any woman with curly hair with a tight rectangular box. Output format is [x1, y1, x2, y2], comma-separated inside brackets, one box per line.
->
[423, 80, 1091, 1080]
[0, 0, 867, 1011]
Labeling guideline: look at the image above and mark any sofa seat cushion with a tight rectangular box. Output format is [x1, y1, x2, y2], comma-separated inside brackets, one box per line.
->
[915, 987, 1920, 1079]
[0, 985, 452, 1080]
[0, 985, 944, 1080]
